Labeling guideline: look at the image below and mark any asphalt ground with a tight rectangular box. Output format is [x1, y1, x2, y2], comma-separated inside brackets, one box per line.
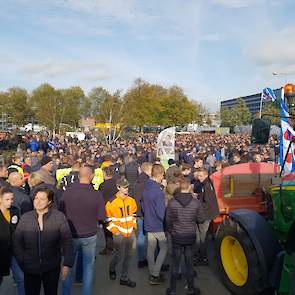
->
[0, 229, 231, 295]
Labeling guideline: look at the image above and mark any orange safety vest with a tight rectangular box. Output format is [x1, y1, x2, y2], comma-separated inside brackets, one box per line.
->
[105, 193, 137, 237]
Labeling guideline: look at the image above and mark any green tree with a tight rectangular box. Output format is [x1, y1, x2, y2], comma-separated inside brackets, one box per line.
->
[221, 98, 251, 127]
[31, 84, 61, 134]
[31, 84, 84, 134]
[160, 86, 200, 126]
[123, 79, 203, 128]
[84, 87, 110, 118]
[59, 86, 85, 131]
[5, 87, 31, 125]
[260, 102, 280, 125]
[0, 92, 9, 114]
[86, 87, 127, 141]
[220, 107, 233, 127]
[123, 79, 165, 127]
[233, 98, 251, 125]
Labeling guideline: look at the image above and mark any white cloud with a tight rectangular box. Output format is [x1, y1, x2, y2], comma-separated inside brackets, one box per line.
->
[38, 16, 113, 36]
[13, 0, 203, 41]
[245, 26, 295, 75]
[20, 60, 110, 80]
[212, 0, 258, 8]
[0, 55, 16, 64]
[59, 0, 138, 21]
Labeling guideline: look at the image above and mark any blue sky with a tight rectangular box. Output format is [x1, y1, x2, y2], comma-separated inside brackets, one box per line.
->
[0, 0, 295, 111]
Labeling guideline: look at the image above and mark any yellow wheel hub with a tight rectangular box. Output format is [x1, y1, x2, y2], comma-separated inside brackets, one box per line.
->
[220, 235, 248, 286]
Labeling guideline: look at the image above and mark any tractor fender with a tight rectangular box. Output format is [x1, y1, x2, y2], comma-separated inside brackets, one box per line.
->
[229, 209, 282, 288]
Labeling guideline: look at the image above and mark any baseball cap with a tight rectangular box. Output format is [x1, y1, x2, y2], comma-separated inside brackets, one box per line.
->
[116, 178, 129, 188]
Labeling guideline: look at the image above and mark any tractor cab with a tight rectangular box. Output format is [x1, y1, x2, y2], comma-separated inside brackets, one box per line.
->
[210, 162, 279, 228]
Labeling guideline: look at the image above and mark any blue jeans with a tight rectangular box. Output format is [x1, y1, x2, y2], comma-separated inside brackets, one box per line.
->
[75, 247, 83, 282]
[11, 256, 25, 295]
[62, 235, 97, 295]
[137, 217, 146, 262]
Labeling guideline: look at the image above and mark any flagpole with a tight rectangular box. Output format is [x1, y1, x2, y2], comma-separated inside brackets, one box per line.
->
[259, 97, 263, 118]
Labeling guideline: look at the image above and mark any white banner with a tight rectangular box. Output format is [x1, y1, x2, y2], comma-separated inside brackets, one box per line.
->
[156, 127, 175, 162]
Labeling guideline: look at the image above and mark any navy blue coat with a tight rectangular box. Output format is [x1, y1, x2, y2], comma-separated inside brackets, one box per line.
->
[142, 179, 166, 232]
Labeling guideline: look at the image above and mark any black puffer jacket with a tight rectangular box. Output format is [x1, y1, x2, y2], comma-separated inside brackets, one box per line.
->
[10, 186, 33, 214]
[0, 207, 20, 276]
[166, 193, 206, 245]
[13, 208, 74, 274]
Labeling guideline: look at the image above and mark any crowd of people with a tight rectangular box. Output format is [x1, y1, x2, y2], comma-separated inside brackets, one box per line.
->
[0, 132, 277, 295]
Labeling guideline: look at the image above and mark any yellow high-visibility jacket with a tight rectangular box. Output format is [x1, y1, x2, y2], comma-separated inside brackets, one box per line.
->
[92, 168, 104, 190]
[56, 168, 72, 187]
[105, 193, 137, 237]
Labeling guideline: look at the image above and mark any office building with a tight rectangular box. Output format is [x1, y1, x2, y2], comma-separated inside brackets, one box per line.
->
[220, 88, 282, 116]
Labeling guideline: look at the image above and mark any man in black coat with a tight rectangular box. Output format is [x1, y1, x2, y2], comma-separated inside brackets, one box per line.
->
[133, 162, 152, 268]
[60, 161, 81, 192]
[195, 168, 219, 265]
[61, 166, 105, 295]
[166, 177, 205, 295]
[99, 166, 118, 255]
[125, 154, 139, 196]
[8, 172, 33, 214]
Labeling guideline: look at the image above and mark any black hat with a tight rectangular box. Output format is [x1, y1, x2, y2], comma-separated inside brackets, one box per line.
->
[40, 156, 52, 167]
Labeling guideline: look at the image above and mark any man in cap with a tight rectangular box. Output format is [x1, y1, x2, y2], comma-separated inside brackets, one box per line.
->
[106, 177, 137, 288]
[36, 156, 55, 186]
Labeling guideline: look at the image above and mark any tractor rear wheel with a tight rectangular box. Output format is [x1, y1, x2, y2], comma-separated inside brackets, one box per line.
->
[215, 218, 265, 295]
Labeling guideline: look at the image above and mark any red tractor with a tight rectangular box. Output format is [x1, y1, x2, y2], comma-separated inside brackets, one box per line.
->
[210, 162, 279, 230]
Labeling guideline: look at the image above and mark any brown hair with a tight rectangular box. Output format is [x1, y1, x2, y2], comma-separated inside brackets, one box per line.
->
[0, 186, 13, 197]
[181, 163, 191, 171]
[196, 167, 208, 175]
[179, 177, 191, 191]
[141, 162, 152, 174]
[32, 185, 54, 205]
[28, 172, 44, 188]
[151, 164, 165, 178]
[103, 165, 115, 177]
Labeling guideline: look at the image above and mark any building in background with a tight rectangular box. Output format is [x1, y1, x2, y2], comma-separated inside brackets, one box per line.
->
[220, 88, 282, 117]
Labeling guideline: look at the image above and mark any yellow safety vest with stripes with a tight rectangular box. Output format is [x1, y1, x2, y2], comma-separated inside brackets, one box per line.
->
[56, 168, 72, 187]
[105, 193, 137, 237]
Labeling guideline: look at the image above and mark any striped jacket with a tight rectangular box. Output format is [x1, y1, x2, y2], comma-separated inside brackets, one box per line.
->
[105, 193, 137, 237]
